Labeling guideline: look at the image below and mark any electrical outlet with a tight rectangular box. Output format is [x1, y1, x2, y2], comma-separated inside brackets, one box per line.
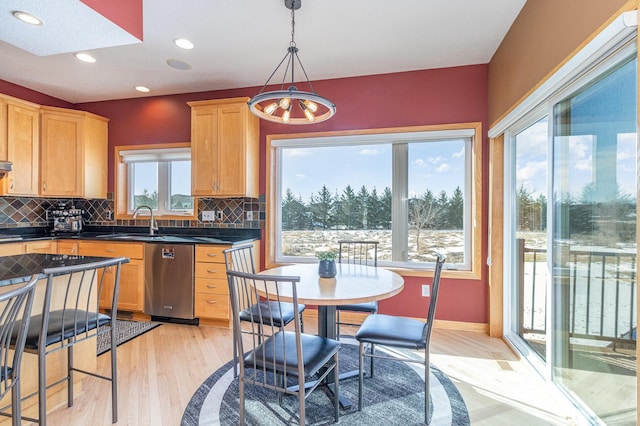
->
[216, 210, 224, 221]
[421, 284, 430, 297]
[246, 211, 254, 221]
[105, 210, 113, 221]
[202, 210, 215, 221]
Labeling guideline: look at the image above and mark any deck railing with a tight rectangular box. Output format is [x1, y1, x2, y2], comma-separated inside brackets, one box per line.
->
[517, 239, 637, 348]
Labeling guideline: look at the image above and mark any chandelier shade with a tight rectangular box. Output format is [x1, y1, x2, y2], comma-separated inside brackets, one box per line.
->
[248, 0, 336, 125]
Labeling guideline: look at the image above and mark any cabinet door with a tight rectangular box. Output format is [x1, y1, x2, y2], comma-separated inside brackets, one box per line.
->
[0, 243, 24, 256]
[24, 240, 56, 254]
[114, 259, 144, 311]
[57, 240, 79, 255]
[216, 105, 247, 196]
[40, 110, 83, 197]
[5, 100, 39, 195]
[78, 241, 145, 312]
[191, 105, 218, 196]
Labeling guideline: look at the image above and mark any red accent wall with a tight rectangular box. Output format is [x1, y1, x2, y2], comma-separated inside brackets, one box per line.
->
[78, 64, 489, 325]
[80, 0, 144, 41]
[0, 80, 74, 108]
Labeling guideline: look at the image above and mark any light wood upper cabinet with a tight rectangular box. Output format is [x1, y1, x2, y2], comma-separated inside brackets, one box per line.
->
[40, 106, 108, 199]
[188, 98, 259, 197]
[0, 95, 39, 196]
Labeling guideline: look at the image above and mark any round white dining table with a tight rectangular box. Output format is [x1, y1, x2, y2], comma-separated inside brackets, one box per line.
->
[258, 263, 404, 340]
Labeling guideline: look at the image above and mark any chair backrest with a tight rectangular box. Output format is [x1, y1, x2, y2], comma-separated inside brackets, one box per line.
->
[223, 245, 256, 274]
[338, 240, 378, 266]
[37, 257, 128, 353]
[0, 275, 37, 399]
[425, 253, 446, 344]
[226, 270, 303, 381]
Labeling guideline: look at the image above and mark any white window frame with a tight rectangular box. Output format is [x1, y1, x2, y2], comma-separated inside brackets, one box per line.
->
[115, 143, 195, 220]
[266, 124, 483, 278]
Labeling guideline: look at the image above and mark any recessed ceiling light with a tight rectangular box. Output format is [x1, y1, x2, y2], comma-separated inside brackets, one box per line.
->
[135, 86, 150, 93]
[166, 59, 192, 70]
[13, 11, 43, 26]
[74, 53, 96, 63]
[174, 38, 194, 50]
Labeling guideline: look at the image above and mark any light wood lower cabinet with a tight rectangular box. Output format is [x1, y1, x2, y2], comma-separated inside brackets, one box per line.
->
[57, 239, 79, 255]
[77, 241, 144, 312]
[195, 241, 260, 327]
[24, 240, 56, 254]
[0, 242, 24, 256]
[195, 245, 230, 324]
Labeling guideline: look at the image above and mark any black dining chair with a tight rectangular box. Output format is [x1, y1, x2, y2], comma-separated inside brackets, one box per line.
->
[227, 269, 340, 425]
[14, 257, 128, 425]
[0, 275, 37, 426]
[356, 253, 445, 425]
[336, 240, 379, 338]
[224, 245, 306, 378]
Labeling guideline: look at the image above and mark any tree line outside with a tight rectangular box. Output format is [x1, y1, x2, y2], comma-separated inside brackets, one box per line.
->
[516, 182, 636, 244]
[282, 184, 465, 233]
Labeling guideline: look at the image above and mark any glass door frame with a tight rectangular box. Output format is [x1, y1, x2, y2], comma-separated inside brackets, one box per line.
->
[502, 39, 638, 422]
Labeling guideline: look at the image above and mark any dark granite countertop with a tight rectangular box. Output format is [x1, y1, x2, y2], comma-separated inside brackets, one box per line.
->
[0, 253, 126, 286]
[0, 226, 261, 245]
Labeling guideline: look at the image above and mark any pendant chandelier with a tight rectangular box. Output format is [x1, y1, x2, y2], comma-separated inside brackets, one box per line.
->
[248, 0, 336, 125]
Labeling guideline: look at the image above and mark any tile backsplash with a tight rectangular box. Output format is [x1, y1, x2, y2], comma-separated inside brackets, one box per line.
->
[0, 193, 265, 230]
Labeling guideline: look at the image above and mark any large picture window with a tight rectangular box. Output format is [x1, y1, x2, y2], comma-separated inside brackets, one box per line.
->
[267, 124, 482, 274]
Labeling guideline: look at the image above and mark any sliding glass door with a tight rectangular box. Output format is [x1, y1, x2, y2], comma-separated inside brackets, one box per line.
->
[506, 50, 637, 423]
[551, 55, 637, 424]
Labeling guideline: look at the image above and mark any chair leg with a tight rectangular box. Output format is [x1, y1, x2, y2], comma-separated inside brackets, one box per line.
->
[233, 332, 238, 378]
[300, 313, 304, 333]
[333, 353, 339, 423]
[370, 343, 375, 378]
[111, 329, 118, 423]
[11, 378, 21, 426]
[358, 341, 364, 412]
[67, 346, 74, 407]
[239, 376, 245, 425]
[38, 350, 47, 426]
[336, 311, 340, 339]
[425, 348, 430, 425]
[298, 373, 306, 426]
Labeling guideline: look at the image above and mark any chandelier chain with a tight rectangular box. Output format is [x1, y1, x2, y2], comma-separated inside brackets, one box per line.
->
[290, 6, 296, 48]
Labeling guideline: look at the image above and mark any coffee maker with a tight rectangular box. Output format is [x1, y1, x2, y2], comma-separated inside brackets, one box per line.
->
[48, 203, 84, 234]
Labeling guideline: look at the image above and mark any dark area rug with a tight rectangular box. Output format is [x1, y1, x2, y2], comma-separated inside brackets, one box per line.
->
[181, 339, 469, 426]
[97, 320, 161, 356]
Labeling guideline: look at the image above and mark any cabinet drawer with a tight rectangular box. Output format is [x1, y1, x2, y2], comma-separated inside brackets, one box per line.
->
[195, 262, 226, 279]
[195, 245, 228, 263]
[195, 277, 228, 295]
[78, 241, 144, 259]
[195, 293, 229, 319]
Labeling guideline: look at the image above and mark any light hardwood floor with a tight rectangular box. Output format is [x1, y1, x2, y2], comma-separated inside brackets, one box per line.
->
[36, 322, 579, 425]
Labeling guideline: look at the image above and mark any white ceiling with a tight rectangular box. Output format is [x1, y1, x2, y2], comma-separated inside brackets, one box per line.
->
[0, 0, 526, 104]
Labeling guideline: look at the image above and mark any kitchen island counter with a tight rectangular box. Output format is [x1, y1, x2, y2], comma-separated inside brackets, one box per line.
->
[0, 253, 125, 285]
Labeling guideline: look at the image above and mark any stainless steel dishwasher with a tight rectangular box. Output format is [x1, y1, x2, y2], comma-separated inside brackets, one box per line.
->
[144, 243, 195, 320]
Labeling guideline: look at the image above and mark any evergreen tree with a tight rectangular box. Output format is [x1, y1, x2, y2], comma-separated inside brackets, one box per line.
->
[282, 188, 308, 230]
[448, 186, 464, 229]
[336, 185, 358, 229]
[380, 187, 393, 229]
[356, 186, 370, 229]
[309, 185, 335, 229]
[366, 188, 382, 229]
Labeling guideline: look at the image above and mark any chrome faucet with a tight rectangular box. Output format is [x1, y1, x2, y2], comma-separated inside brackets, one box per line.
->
[133, 205, 159, 235]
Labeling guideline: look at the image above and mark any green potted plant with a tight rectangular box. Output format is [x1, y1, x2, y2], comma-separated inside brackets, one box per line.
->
[317, 251, 337, 278]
